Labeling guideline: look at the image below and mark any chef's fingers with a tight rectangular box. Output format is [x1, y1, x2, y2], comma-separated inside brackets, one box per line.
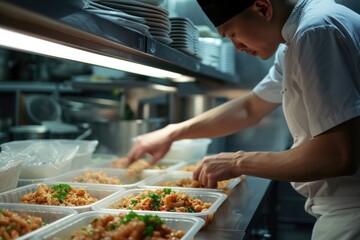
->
[207, 177, 218, 188]
[197, 167, 207, 188]
[193, 158, 206, 181]
[126, 147, 146, 166]
[148, 152, 164, 165]
[126, 136, 152, 166]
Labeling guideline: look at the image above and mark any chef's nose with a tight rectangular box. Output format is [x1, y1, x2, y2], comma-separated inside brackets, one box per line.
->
[232, 41, 246, 52]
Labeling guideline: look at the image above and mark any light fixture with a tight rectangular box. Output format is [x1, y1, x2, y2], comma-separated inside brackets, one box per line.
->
[0, 27, 195, 81]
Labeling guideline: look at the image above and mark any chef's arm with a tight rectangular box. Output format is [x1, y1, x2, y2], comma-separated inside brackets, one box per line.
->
[166, 91, 280, 141]
[237, 116, 360, 181]
[126, 92, 279, 165]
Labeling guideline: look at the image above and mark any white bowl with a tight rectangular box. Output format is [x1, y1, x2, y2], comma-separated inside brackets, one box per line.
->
[161, 138, 212, 163]
[56, 140, 98, 170]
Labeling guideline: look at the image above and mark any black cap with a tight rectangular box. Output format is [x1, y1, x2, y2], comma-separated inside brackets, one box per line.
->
[197, 0, 255, 27]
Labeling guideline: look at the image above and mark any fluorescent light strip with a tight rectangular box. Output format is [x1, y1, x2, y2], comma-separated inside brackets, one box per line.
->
[0, 28, 184, 80]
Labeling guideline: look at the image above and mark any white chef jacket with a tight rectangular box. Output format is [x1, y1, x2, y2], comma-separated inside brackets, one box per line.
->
[253, 0, 360, 239]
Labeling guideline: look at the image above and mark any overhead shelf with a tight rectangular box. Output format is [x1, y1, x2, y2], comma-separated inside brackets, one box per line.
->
[0, 0, 240, 85]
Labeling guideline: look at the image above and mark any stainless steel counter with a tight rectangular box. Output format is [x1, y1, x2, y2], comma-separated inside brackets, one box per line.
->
[195, 176, 272, 240]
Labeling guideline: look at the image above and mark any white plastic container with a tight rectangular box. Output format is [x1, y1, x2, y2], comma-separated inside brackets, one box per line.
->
[138, 171, 241, 192]
[0, 181, 125, 213]
[1, 140, 78, 179]
[29, 210, 204, 240]
[0, 166, 21, 191]
[0, 151, 25, 192]
[0, 203, 76, 240]
[92, 188, 227, 224]
[56, 139, 98, 170]
[50, 168, 154, 189]
[161, 138, 212, 163]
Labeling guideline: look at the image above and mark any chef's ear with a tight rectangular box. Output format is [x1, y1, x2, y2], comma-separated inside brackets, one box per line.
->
[253, 0, 273, 20]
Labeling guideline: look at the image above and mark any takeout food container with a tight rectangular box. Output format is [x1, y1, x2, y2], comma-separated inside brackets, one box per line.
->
[56, 139, 98, 170]
[138, 171, 241, 193]
[0, 203, 76, 240]
[29, 210, 204, 240]
[92, 188, 227, 225]
[161, 138, 212, 163]
[50, 168, 154, 189]
[0, 181, 125, 213]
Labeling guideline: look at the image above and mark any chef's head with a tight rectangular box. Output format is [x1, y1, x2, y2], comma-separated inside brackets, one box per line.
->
[196, 0, 282, 60]
[196, 0, 255, 27]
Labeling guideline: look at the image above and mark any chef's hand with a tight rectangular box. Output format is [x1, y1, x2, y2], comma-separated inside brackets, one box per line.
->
[193, 151, 245, 188]
[125, 128, 174, 166]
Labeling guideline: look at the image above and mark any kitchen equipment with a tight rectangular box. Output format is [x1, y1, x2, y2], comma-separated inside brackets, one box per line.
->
[90, 118, 166, 156]
[60, 96, 123, 123]
[9, 125, 50, 140]
[179, 95, 219, 121]
[0, 117, 12, 131]
[25, 94, 61, 124]
[24, 94, 86, 139]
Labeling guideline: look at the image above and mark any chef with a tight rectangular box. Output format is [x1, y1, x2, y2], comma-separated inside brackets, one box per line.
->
[126, 0, 360, 239]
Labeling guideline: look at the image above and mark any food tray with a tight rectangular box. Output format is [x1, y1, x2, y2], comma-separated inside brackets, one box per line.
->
[91, 153, 117, 165]
[29, 210, 205, 240]
[0, 181, 124, 213]
[138, 171, 241, 192]
[0, 203, 76, 240]
[92, 188, 227, 224]
[50, 167, 154, 189]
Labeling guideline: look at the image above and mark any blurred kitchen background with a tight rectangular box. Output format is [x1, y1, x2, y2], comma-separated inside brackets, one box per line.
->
[0, 0, 358, 239]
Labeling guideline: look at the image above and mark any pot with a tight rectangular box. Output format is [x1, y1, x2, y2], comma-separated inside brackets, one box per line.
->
[90, 118, 166, 156]
[179, 95, 219, 121]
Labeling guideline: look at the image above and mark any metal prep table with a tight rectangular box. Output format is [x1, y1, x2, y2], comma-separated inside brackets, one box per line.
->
[195, 176, 273, 240]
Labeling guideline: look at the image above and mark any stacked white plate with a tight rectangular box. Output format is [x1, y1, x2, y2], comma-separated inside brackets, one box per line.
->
[220, 41, 236, 75]
[198, 37, 223, 70]
[169, 17, 200, 58]
[92, 0, 172, 44]
[83, 0, 151, 37]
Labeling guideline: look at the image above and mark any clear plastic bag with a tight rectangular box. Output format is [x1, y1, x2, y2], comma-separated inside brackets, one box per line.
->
[1, 140, 79, 179]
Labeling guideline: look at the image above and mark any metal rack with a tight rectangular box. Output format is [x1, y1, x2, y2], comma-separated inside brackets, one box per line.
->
[0, 0, 239, 85]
